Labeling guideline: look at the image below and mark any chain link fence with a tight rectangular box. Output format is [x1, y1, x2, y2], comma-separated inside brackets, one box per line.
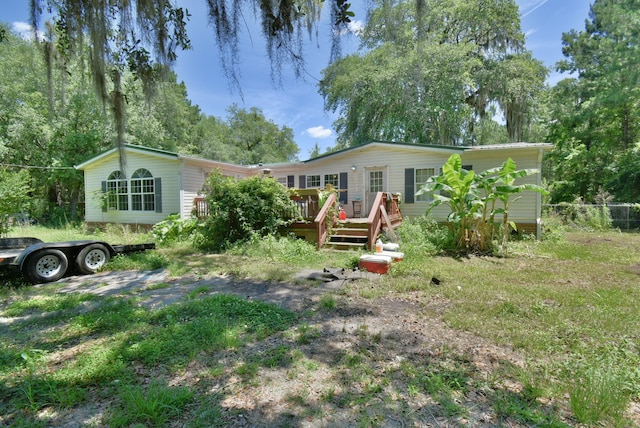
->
[544, 203, 640, 230]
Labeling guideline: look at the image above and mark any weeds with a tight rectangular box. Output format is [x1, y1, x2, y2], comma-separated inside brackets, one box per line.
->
[2, 226, 640, 426]
[107, 381, 193, 427]
[319, 293, 336, 310]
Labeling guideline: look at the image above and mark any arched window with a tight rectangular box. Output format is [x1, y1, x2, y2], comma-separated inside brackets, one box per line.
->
[106, 171, 128, 210]
[131, 168, 155, 211]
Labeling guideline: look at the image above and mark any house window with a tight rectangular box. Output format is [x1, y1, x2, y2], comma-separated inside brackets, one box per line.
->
[107, 171, 128, 210]
[369, 171, 383, 193]
[277, 177, 287, 186]
[324, 173, 339, 188]
[308, 175, 321, 188]
[131, 169, 155, 211]
[415, 168, 436, 202]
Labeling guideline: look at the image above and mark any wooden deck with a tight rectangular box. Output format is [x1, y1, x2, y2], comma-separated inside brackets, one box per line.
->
[192, 190, 403, 251]
[289, 192, 403, 250]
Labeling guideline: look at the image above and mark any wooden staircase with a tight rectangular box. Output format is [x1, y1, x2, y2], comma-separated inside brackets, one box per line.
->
[325, 220, 370, 251]
[287, 191, 403, 251]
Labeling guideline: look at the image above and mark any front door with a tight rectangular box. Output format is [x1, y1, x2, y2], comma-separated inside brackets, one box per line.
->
[366, 168, 385, 214]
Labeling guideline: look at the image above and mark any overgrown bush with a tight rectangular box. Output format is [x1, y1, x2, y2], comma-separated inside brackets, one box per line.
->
[200, 170, 299, 251]
[395, 216, 451, 257]
[552, 200, 612, 231]
[151, 214, 202, 245]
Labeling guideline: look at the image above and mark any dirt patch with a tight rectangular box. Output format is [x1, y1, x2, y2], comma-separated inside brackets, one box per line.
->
[33, 268, 540, 427]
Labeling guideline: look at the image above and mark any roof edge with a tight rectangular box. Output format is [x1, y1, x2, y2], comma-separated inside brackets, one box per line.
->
[75, 144, 181, 170]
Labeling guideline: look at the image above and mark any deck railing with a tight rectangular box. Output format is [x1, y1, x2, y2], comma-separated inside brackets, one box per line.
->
[314, 192, 338, 249]
[290, 189, 323, 220]
[193, 197, 209, 219]
[193, 191, 402, 250]
[366, 193, 384, 250]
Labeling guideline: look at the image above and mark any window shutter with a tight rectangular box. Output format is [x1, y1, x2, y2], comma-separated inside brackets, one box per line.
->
[339, 172, 348, 204]
[154, 177, 162, 213]
[404, 168, 415, 204]
[299, 175, 306, 189]
[287, 175, 295, 188]
[101, 181, 107, 212]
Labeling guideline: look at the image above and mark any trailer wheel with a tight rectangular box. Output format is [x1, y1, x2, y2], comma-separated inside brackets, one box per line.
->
[75, 244, 111, 274]
[23, 249, 69, 283]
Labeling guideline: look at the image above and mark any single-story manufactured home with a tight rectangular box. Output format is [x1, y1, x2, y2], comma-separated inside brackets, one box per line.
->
[75, 141, 552, 236]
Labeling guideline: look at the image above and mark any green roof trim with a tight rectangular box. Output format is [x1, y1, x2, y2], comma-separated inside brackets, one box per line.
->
[303, 140, 552, 163]
[121, 144, 180, 158]
[304, 140, 466, 163]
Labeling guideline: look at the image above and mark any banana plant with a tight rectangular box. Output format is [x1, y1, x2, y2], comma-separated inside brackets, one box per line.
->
[492, 157, 549, 248]
[417, 154, 548, 253]
[418, 154, 484, 251]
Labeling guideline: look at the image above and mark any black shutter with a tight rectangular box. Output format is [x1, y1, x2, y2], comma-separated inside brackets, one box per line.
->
[101, 181, 107, 212]
[405, 168, 415, 204]
[154, 177, 162, 213]
[287, 175, 295, 188]
[339, 172, 348, 204]
[299, 175, 306, 189]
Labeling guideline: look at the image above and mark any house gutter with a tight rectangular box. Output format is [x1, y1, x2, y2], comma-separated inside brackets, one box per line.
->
[536, 148, 544, 239]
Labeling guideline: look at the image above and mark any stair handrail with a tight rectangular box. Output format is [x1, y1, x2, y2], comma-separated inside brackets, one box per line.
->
[314, 192, 338, 249]
[366, 192, 385, 251]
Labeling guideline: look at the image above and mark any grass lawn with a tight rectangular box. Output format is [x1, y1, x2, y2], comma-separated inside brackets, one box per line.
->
[1, 223, 639, 426]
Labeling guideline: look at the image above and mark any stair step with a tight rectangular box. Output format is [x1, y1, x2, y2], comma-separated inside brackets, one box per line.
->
[331, 229, 367, 235]
[325, 241, 368, 250]
[330, 234, 368, 240]
[336, 223, 368, 229]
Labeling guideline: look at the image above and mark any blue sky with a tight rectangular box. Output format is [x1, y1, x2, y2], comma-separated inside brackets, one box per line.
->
[2, 0, 592, 159]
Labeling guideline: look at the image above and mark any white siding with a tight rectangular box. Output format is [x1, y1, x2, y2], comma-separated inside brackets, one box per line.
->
[463, 148, 544, 224]
[83, 150, 181, 225]
[79, 142, 548, 229]
[181, 163, 207, 219]
[298, 145, 461, 218]
[285, 144, 546, 224]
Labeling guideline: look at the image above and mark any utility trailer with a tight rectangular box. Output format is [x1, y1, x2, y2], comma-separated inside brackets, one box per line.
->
[0, 237, 155, 284]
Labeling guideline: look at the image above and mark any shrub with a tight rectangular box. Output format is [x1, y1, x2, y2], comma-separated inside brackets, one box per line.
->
[555, 200, 612, 231]
[396, 216, 451, 256]
[200, 170, 299, 251]
[151, 214, 202, 245]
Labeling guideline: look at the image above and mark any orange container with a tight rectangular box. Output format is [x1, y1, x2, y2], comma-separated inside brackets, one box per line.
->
[359, 254, 392, 274]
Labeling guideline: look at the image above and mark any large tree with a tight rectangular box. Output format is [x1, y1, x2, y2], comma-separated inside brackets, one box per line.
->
[319, 0, 547, 147]
[27, 0, 355, 161]
[546, 0, 640, 202]
[0, 27, 114, 221]
[190, 104, 299, 164]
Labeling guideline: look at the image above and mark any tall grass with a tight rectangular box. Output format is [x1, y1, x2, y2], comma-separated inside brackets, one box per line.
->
[6, 224, 152, 244]
[2, 224, 640, 425]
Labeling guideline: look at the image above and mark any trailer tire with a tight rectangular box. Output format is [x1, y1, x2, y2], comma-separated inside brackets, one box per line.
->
[23, 249, 69, 283]
[75, 244, 111, 274]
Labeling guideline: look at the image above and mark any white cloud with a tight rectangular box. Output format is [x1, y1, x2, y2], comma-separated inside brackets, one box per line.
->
[348, 20, 365, 35]
[333, 19, 365, 37]
[305, 126, 333, 139]
[12, 21, 44, 41]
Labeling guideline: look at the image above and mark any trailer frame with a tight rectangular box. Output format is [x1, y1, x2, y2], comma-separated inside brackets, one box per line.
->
[0, 237, 155, 284]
